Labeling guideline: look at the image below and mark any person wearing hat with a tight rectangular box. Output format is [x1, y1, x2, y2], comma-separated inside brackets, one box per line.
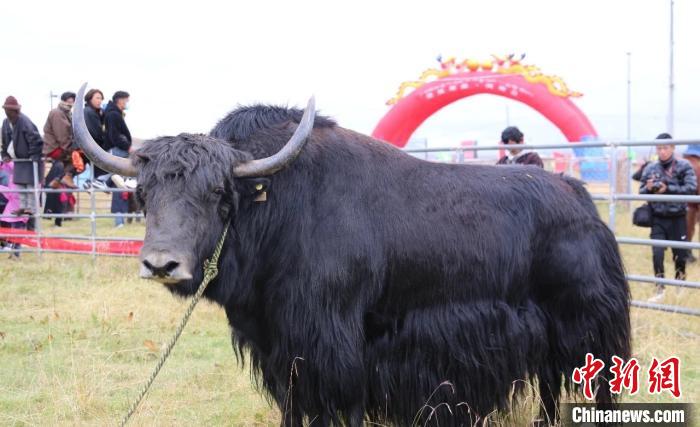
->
[43, 91, 77, 188]
[495, 126, 544, 168]
[639, 133, 697, 301]
[1, 96, 44, 215]
[683, 142, 700, 262]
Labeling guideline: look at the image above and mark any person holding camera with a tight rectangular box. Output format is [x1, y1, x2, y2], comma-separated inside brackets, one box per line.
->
[639, 133, 697, 301]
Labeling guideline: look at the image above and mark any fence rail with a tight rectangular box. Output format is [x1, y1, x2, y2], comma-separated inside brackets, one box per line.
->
[1, 213, 143, 219]
[3, 247, 138, 258]
[0, 233, 143, 242]
[1, 160, 140, 260]
[590, 193, 700, 203]
[403, 138, 700, 153]
[630, 301, 700, 317]
[627, 274, 700, 289]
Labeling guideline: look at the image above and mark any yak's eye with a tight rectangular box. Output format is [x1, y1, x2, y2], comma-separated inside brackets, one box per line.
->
[135, 185, 146, 203]
[213, 186, 226, 196]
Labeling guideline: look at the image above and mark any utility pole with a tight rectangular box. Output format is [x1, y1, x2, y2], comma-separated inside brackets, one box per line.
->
[49, 91, 58, 109]
[626, 52, 631, 141]
[667, 0, 675, 135]
[626, 52, 633, 200]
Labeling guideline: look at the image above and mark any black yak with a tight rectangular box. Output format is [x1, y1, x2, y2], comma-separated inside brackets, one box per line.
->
[73, 83, 630, 426]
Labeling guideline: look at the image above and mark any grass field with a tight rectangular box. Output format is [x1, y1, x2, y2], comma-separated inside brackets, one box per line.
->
[1, 202, 699, 426]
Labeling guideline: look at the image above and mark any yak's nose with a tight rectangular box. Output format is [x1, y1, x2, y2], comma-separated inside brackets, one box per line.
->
[140, 251, 193, 284]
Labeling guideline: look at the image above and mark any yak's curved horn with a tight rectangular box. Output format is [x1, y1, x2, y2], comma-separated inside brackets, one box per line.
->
[73, 82, 137, 177]
[233, 96, 315, 177]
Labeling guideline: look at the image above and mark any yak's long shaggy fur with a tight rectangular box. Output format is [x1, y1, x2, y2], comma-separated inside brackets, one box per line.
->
[133, 105, 631, 426]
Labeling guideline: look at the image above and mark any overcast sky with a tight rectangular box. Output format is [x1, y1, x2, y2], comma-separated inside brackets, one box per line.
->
[2, 0, 698, 150]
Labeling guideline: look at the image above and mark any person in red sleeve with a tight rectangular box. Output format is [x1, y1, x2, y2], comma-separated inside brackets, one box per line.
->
[43, 91, 77, 188]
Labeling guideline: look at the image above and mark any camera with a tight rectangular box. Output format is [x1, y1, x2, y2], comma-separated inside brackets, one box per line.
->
[650, 180, 665, 193]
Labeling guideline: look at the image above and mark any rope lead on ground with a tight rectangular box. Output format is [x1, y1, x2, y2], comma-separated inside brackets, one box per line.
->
[120, 226, 229, 427]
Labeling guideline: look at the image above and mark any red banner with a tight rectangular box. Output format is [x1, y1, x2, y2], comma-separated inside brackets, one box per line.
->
[0, 227, 142, 255]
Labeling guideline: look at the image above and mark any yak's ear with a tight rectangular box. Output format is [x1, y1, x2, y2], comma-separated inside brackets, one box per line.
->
[238, 178, 271, 199]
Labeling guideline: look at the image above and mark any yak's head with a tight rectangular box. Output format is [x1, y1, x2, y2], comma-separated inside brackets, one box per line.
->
[72, 83, 315, 292]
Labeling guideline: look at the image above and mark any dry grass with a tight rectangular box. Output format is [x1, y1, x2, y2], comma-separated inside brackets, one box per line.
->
[1, 220, 278, 426]
[1, 202, 698, 426]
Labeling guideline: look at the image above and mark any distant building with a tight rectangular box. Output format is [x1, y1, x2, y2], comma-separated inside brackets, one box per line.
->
[405, 137, 429, 160]
[459, 140, 477, 161]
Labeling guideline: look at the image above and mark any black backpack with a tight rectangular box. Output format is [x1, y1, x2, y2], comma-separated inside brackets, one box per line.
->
[633, 204, 653, 227]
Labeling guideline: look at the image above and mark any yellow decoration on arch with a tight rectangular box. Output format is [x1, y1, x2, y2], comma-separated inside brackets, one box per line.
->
[386, 55, 582, 105]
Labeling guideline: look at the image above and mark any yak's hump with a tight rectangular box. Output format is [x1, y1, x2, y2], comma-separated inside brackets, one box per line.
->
[210, 104, 336, 142]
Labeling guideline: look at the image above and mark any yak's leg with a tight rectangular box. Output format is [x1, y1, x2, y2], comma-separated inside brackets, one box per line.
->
[274, 309, 366, 427]
[534, 221, 630, 421]
[307, 413, 330, 426]
[346, 406, 364, 427]
[346, 405, 365, 427]
[276, 359, 304, 427]
[537, 368, 561, 426]
[306, 405, 362, 427]
[279, 402, 303, 427]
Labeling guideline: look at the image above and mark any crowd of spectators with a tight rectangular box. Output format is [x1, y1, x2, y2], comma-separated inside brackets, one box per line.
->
[0, 89, 140, 258]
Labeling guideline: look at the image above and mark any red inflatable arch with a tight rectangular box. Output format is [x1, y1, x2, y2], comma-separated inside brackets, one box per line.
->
[372, 56, 597, 147]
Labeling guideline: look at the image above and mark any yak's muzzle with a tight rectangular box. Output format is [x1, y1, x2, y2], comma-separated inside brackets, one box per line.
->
[140, 251, 193, 284]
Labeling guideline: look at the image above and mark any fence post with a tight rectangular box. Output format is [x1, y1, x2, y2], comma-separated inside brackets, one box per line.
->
[567, 155, 574, 177]
[90, 166, 97, 261]
[32, 161, 42, 257]
[626, 149, 634, 210]
[608, 144, 618, 232]
[76, 173, 81, 214]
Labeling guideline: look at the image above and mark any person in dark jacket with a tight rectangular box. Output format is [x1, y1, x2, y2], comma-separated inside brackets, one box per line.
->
[104, 91, 133, 227]
[84, 89, 105, 148]
[104, 91, 132, 153]
[496, 126, 544, 167]
[82, 88, 109, 183]
[639, 133, 698, 300]
[632, 160, 651, 182]
[1, 96, 44, 215]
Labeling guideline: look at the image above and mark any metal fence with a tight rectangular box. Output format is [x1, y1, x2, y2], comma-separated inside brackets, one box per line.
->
[1, 139, 699, 316]
[0, 159, 143, 259]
